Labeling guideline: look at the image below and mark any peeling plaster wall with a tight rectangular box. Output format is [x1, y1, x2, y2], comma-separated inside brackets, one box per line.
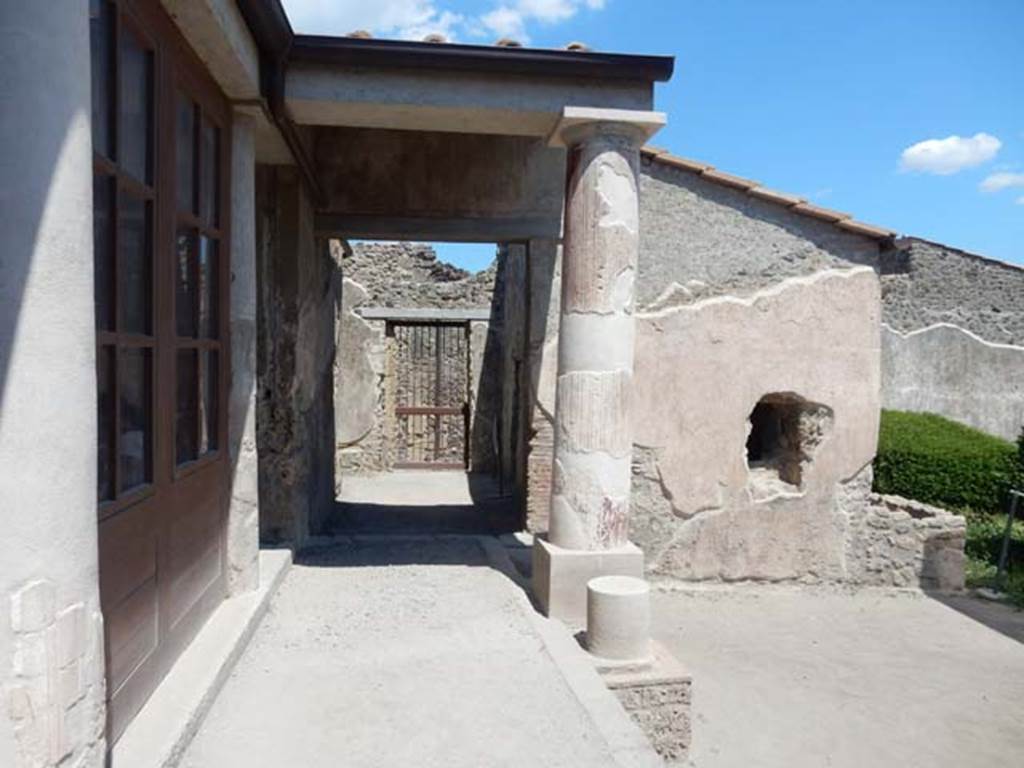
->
[882, 324, 1024, 441]
[256, 166, 337, 545]
[333, 242, 503, 475]
[879, 238, 1024, 439]
[517, 159, 984, 586]
[631, 269, 882, 582]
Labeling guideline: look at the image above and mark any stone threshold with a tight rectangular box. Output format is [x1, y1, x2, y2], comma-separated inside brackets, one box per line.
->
[110, 548, 293, 768]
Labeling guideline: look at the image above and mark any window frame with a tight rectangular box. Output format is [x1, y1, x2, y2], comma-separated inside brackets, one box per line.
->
[92, 0, 232, 516]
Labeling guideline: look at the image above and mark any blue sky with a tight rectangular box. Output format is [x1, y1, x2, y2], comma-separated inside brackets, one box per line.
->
[283, 0, 1024, 269]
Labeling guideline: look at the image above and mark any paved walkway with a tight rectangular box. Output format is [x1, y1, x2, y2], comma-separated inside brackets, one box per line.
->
[652, 586, 1024, 768]
[182, 537, 654, 768]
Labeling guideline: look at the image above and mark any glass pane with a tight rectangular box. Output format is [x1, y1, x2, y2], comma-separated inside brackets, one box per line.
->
[176, 96, 196, 213]
[118, 25, 152, 184]
[119, 347, 151, 492]
[200, 350, 219, 454]
[176, 349, 198, 464]
[199, 237, 218, 338]
[97, 345, 115, 501]
[199, 115, 219, 225]
[89, 0, 113, 158]
[93, 175, 114, 330]
[175, 228, 197, 337]
[118, 192, 151, 334]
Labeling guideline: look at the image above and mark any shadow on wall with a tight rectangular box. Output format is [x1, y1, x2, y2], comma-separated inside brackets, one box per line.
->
[255, 166, 338, 545]
[470, 250, 508, 479]
[0, 55, 83, 414]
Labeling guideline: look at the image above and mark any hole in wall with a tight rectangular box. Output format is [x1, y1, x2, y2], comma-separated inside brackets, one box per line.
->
[745, 392, 833, 500]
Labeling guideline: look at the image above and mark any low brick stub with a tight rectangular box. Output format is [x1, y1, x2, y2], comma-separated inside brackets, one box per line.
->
[845, 490, 967, 591]
[601, 646, 692, 766]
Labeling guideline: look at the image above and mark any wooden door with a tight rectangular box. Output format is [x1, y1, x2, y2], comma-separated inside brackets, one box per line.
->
[391, 322, 470, 469]
[90, 0, 231, 742]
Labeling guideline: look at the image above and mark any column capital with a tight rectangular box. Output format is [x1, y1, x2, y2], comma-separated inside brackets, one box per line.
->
[546, 106, 666, 149]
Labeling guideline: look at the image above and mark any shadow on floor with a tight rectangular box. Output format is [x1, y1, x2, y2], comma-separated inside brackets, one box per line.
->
[928, 592, 1024, 645]
[330, 471, 519, 535]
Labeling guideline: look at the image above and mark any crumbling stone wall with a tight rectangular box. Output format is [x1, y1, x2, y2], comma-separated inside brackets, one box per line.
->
[637, 156, 878, 310]
[880, 237, 1024, 345]
[333, 242, 503, 476]
[256, 166, 337, 545]
[879, 238, 1024, 439]
[839, 469, 966, 590]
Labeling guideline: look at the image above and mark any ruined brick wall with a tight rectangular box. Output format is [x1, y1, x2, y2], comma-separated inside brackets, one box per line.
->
[333, 242, 503, 475]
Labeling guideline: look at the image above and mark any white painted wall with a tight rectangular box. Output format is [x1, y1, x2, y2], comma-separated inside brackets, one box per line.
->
[0, 2, 106, 765]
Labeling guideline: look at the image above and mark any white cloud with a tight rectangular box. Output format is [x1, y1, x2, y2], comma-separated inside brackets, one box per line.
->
[282, 0, 608, 42]
[479, 0, 605, 42]
[480, 6, 526, 38]
[980, 171, 1024, 192]
[899, 133, 1002, 175]
[1017, 196, 1024, 206]
[281, 0, 462, 40]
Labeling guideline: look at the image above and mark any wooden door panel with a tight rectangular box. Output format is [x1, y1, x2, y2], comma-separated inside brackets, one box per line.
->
[392, 322, 471, 468]
[93, 0, 231, 744]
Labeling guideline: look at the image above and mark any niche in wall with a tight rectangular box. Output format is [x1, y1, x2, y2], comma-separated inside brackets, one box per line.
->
[745, 393, 833, 499]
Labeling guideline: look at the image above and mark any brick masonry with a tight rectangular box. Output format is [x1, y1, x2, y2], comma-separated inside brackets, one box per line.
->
[7, 581, 106, 768]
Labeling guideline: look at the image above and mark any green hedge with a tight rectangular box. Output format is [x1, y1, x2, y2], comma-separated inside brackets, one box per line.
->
[873, 410, 1019, 514]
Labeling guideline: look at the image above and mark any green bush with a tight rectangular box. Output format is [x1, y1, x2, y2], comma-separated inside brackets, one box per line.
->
[873, 410, 1018, 514]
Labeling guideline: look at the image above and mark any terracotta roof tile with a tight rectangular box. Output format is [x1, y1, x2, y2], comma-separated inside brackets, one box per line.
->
[640, 145, 895, 242]
[837, 219, 897, 239]
[790, 203, 851, 222]
[657, 154, 710, 173]
[748, 186, 805, 207]
[699, 168, 760, 190]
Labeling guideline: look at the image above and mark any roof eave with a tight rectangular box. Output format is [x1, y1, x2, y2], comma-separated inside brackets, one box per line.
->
[289, 34, 675, 83]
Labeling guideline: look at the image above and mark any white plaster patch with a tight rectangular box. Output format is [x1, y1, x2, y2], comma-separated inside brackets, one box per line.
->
[596, 162, 639, 236]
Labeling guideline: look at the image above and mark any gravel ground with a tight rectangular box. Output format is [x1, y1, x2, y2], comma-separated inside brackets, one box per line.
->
[182, 537, 625, 768]
[652, 586, 1024, 768]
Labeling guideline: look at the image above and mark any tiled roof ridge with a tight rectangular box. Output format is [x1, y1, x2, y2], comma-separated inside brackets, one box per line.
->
[640, 145, 897, 241]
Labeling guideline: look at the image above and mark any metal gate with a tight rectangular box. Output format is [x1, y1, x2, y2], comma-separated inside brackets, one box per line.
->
[391, 322, 470, 469]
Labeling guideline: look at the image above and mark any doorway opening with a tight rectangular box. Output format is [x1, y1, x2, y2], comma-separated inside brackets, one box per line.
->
[331, 239, 516, 534]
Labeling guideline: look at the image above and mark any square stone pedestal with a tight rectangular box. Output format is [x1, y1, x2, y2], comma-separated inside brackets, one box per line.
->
[532, 535, 643, 625]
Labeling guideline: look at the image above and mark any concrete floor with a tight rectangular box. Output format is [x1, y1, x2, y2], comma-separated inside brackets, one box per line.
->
[652, 586, 1024, 768]
[333, 471, 517, 534]
[181, 537, 637, 768]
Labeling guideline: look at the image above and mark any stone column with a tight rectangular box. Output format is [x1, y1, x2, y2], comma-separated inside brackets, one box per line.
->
[227, 110, 260, 595]
[533, 108, 664, 624]
[0, 3, 107, 765]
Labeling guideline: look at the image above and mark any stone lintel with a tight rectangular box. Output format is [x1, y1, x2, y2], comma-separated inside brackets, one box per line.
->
[356, 307, 492, 322]
[547, 106, 667, 148]
[532, 535, 643, 626]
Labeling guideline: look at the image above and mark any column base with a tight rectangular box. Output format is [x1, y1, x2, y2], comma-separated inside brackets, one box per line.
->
[532, 535, 644, 626]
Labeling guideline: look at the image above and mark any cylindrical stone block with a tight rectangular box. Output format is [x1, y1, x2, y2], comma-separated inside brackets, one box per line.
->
[549, 126, 642, 551]
[585, 575, 651, 661]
